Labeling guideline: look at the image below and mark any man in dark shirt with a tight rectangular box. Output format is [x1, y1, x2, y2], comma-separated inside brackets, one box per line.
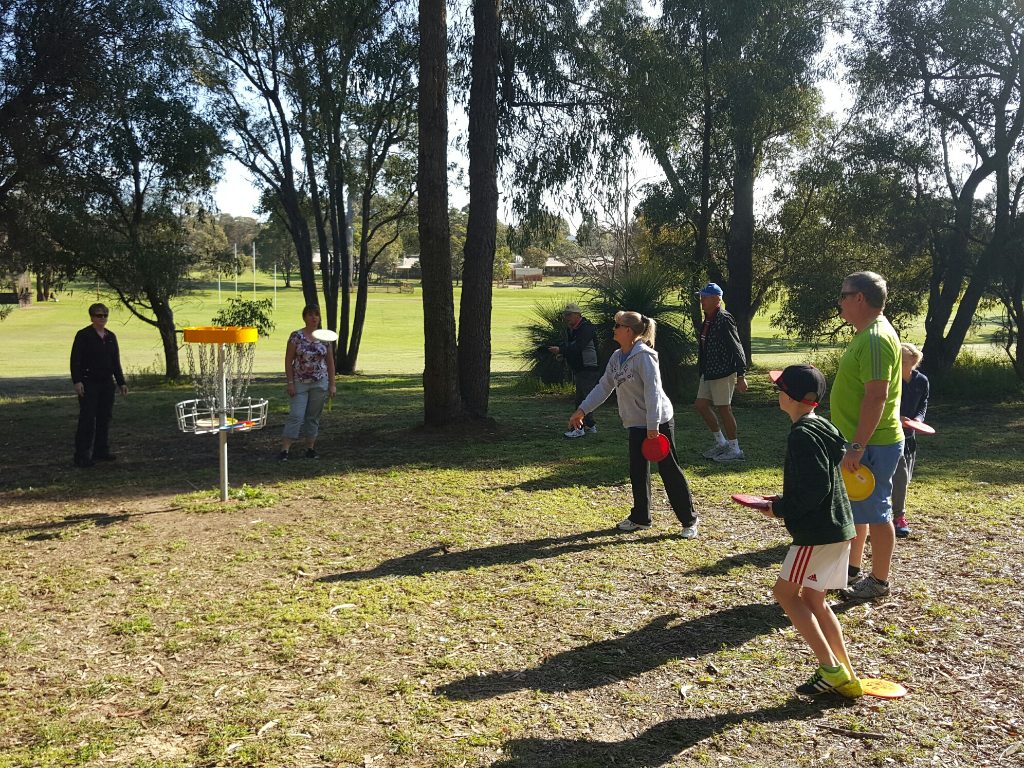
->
[694, 283, 748, 461]
[549, 303, 600, 438]
[70, 303, 128, 467]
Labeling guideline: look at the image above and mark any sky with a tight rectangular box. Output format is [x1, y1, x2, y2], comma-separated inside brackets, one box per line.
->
[213, 33, 856, 230]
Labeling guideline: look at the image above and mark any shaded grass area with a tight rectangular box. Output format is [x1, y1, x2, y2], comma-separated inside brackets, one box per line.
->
[0, 375, 1022, 767]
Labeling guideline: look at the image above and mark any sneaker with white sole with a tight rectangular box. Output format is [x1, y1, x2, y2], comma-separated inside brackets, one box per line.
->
[713, 445, 745, 462]
[841, 574, 890, 601]
[680, 519, 699, 539]
[796, 663, 862, 698]
[616, 517, 651, 531]
[584, 425, 598, 434]
[564, 427, 586, 438]
[702, 443, 728, 459]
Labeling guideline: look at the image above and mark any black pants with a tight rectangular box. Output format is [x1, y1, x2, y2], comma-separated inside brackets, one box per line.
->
[75, 380, 115, 460]
[627, 418, 697, 526]
[574, 369, 600, 428]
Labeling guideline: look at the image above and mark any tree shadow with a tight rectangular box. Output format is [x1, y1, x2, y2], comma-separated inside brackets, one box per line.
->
[681, 544, 790, 577]
[0, 508, 181, 540]
[437, 602, 789, 701]
[317, 528, 678, 583]
[491, 696, 848, 768]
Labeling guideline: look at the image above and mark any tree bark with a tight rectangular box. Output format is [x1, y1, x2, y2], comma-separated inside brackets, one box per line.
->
[418, 0, 462, 425]
[149, 292, 180, 379]
[458, 0, 500, 418]
[726, 131, 755, 366]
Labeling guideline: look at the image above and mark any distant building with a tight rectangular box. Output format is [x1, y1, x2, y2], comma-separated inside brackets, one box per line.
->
[395, 256, 421, 279]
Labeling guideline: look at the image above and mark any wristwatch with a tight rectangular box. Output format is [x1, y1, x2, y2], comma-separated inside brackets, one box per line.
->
[849, 442, 864, 451]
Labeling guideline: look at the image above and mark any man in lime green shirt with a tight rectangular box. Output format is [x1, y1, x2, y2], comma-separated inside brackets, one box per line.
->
[830, 271, 903, 602]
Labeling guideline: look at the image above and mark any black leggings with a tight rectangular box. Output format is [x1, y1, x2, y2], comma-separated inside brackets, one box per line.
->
[626, 418, 697, 526]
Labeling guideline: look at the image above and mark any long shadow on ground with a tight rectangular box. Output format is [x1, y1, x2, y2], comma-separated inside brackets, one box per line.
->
[681, 543, 789, 577]
[316, 528, 677, 583]
[437, 602, 789, 700]
[0, 507, 182, 540]
[491, 696, 848, 768]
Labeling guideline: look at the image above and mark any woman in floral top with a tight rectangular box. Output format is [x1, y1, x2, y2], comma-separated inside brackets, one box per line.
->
[279, 305, 336, 460]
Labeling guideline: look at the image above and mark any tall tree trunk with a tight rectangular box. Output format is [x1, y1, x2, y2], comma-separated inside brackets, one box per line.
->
[418, 0, 461, 426]
[726, 132, 755, 366]
[149, 292, 180, 379]
[458, 0, 500, 418]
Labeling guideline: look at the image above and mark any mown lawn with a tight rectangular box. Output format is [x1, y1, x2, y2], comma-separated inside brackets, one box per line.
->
[0, 374, 1021, 767]
[0, 275, 1008, 380]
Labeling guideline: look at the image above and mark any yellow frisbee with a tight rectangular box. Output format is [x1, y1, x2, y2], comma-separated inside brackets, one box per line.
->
[860, 678, 907, 699]
[841, 465, 876, 502]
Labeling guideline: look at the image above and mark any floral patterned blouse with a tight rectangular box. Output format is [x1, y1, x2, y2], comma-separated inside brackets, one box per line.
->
[288, 330, 329, 384]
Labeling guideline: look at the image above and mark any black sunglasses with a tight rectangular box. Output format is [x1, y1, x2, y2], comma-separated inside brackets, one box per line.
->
[91, 313, 108, 318]
[838, 291, 858, 300]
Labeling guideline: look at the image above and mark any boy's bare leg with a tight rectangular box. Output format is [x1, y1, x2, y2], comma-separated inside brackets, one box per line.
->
[773, 579, 837, 667]
[802, 587, 854, 674]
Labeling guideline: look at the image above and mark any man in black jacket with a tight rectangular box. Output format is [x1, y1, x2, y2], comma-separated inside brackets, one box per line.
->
[70, 303, 128, 467]
[694, 283, 748, 461]
[549, 303, 600, 438]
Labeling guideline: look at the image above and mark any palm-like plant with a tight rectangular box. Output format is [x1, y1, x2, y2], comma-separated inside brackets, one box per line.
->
[516, 297, 575, 384]
[583, 266, 695, 398]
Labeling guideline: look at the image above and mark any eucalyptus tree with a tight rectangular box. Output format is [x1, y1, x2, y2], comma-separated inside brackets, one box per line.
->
[0, 0, 106, 220]
[851, 0, 1024, 379]
[192, 0, 408, 366]
[418, 0, 461, 425]
[765, 123, 937, 342]
[458, 0, 500, 418]
[60, 0, 223, 378]
[2, 0, 221, 373]
[346, 18, 417, 374]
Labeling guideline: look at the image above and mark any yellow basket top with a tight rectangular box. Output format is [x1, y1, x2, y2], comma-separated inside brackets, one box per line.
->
[183, 326, 258, 344]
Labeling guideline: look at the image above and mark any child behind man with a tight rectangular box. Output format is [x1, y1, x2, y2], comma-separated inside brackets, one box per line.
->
[762, 365, 862, 698]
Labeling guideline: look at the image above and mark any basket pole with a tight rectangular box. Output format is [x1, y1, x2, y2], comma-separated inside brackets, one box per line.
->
[218, 342, 229, 502]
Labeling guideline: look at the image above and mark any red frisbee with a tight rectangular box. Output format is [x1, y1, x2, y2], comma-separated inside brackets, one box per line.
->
[731, 493, 771, 510]
[902, 418, 935, 435]
[641, 434, 671, 462]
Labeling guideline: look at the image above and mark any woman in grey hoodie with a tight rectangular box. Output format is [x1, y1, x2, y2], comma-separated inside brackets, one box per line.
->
[569, 311, 700, 538]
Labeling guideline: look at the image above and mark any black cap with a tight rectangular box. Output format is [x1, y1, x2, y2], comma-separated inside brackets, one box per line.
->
[769, 365, 827, 406]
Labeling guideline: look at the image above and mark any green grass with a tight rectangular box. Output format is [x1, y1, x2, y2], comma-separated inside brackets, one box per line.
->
[0, 373, 1021, 766]
[0, 274, 1009, 380]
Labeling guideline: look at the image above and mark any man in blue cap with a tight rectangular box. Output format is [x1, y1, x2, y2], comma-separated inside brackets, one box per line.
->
[694, 282, 748, 461]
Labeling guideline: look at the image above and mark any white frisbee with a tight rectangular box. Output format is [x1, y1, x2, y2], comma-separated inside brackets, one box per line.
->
[312, 329, 338, 342]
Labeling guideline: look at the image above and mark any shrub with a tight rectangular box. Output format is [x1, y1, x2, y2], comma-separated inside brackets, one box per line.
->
[583, 266, 696, 398]
[211, 297, 276, 338]
[515, 298, 575, 384]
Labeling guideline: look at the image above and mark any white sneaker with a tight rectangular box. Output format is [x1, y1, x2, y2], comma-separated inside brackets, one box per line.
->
[584, 425, 598, 434]
[713, 446, 745, 462]
[564, 427, 586, 438]
[702, 443, 728, 459]
[616, 517, 651, 531]
[680, 519, 699, 539]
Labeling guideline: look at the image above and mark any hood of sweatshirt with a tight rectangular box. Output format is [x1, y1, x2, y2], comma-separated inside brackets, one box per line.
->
[794, 414, 847, 463]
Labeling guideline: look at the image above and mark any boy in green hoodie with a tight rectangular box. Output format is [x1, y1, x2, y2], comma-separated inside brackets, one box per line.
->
[762, 365, 862, 698]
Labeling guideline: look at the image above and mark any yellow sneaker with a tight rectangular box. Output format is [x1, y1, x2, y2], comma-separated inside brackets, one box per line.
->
[797, 664, 860, 697]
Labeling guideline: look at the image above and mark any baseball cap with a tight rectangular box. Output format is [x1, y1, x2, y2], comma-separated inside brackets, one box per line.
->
[695, 282, 724, 297]
[562, 303, 583, 315]
[769, 365, 827, 406]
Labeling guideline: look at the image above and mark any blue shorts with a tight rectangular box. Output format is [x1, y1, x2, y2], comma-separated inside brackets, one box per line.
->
[852, 441, 904, 525]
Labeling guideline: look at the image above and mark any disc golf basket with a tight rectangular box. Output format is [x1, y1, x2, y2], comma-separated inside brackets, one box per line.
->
[176, 326, 269, 501]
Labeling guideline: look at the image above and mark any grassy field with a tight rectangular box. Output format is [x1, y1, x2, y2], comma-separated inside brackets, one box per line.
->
[0, 274, 1008, 380]
[0, 372, 1021, 767]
